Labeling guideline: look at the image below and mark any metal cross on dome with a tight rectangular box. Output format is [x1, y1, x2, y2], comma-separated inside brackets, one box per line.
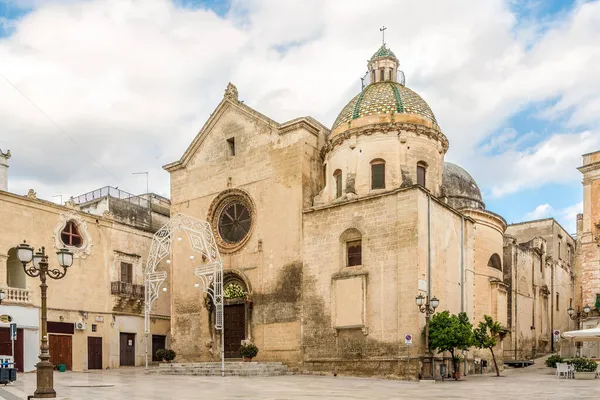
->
[380, 26, 387, 45]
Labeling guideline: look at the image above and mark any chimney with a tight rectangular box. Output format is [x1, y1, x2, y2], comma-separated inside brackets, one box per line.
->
[0, 149, 10, 192]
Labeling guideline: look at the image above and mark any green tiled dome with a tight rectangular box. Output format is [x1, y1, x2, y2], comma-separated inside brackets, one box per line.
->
[332, 81, 437, 130]
[370, 45, 397, 61]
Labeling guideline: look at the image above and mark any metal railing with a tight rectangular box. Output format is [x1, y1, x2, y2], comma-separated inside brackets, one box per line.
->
[71, 186, 149, 208]
[111, 281, 144, 300]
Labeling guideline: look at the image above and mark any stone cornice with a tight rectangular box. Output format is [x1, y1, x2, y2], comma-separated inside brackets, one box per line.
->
[278, 117, 326, 137]
[322, 122, 449, 156]
[462, 208, 507, 233]
[578, 161, 600, 173]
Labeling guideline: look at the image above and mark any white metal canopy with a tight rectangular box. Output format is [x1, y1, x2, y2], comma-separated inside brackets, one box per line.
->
[562, 327, 600, 342]
[144, 213, 224, 374]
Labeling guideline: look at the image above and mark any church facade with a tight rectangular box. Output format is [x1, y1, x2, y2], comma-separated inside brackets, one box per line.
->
[164, 44, 518, 377]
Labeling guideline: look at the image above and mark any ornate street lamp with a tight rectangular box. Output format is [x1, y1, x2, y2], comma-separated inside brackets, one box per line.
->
[16, 241, 72, 399]
[416, 294, 440, 380]
[567, 304, 591, 358]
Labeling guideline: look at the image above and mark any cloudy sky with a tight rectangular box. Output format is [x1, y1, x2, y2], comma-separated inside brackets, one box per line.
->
[1, 0, 599, 233]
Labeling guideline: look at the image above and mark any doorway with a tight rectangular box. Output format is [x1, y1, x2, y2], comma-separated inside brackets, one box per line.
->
[224, 304, 246, 358]
[151, 335, 166, 362]
[0, 328, 23, 372]
[119, 333, 136, 366]
[49, 335, 72, 370]
[87, 337, 102, 370]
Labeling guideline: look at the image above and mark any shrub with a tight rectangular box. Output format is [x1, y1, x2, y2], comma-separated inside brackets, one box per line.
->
[239, 343, 259, 359]
[155, 349, 166, 361]
[568, 357, 598, 372]
[545, 354, 563, 368]
[164, 349, 177, 362]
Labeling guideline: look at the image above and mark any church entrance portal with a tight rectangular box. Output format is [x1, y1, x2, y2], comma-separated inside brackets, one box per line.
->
[224, 304, 246, 358]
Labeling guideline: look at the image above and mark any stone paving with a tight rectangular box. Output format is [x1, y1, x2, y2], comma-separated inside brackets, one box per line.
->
[0, 363, 599, 400]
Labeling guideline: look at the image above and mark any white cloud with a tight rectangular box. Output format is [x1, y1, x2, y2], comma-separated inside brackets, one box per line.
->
[0, 0, 599, 207]
[523, 201, 582, 234]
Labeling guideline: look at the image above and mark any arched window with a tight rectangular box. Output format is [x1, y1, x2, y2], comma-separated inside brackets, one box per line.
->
[389, 68, 394, 80]
[380, 69, 385, 81]
[7, 248, 26, 289]
[488, 253, 502, 271]
[340, 228, 362, 267]
[61, 220, 82, 248]
[417, 162, 427, 187]
[371, 159, 385, 189]
[334, 169, 342, 198]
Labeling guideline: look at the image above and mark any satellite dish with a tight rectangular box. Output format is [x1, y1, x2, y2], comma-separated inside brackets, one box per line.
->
[398, 70, 406, 86]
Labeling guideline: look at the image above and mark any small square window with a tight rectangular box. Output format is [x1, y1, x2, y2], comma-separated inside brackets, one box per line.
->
[347, 240, 362, 267]
[92, 324, 97, 332]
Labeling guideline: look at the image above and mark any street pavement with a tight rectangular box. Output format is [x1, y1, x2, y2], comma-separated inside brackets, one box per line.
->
[0, 361, 599, 399]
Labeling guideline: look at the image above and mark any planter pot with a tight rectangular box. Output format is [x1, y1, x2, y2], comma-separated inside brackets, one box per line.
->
[243, 357, 253, 362]
[574, 372, 596, 380]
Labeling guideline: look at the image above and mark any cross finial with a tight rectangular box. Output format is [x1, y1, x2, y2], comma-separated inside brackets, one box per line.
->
[379, 26, 387, 45]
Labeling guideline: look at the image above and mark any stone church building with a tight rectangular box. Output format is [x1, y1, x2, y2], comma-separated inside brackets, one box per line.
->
[164, 44, 518, 377]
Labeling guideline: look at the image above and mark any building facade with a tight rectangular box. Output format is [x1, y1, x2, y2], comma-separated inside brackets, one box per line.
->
[503, 219, 575, 360]
[163, 44, 570, 378]
[574, 150, 600, 358]
[0, 172, 170, 371]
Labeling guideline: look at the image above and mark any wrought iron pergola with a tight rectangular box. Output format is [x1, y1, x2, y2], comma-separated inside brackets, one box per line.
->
[144, 213, 224, 375]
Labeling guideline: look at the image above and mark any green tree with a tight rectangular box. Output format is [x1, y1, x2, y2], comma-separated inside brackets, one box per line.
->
[473, 315, 503, 376]
[428, 311, 473, 378]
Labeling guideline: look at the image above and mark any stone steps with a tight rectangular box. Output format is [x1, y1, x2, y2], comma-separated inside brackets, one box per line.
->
[147, 362, 291, 377]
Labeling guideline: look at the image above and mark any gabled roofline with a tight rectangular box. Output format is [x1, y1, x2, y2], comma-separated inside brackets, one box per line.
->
[163, 85, 329, 173]
[163, 96, 279, 173]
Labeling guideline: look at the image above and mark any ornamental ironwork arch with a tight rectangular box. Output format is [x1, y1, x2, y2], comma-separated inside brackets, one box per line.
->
[144, 213, 224, 373]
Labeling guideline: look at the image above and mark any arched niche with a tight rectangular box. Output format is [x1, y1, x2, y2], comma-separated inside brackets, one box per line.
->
[7, 248, 26, 289]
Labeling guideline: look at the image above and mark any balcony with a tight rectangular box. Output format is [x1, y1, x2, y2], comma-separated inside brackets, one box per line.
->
[2, 287, 32, 305]
[111, 281, 144, 299]
[111, 282, 144, 314]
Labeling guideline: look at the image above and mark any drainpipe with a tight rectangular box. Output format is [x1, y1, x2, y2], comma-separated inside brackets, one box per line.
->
[427, 194, 433, 377]
[514, 248, 518, 360]
[461, 216, 465, 313]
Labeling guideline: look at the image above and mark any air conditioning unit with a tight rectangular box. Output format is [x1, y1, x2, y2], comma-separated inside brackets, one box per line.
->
[75, 322, 86, 331]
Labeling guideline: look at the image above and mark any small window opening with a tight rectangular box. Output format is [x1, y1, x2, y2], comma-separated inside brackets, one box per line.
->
[61, 221, 82, 248]
[346, 240, 362, 267]
[227, 137, 236, 156]
[380, 69, 385, 81]
[371, 159, 385, 189]
[92, 324, 97, 332]
[121, 262, 133, 284]
[389, 68, 394, 80]
[417, 162, 427, 187]
[556, 293, 560, 311]
[334, 169, 342, 198]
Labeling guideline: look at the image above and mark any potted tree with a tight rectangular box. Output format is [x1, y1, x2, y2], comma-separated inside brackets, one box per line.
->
[570, 358, 597, 380]
[155, 349, 166, 362]
[239, 342, 259, 362]
[472, 315, 503, 377]
[429, 311, 474, 380]
[164, 349, 177, 363]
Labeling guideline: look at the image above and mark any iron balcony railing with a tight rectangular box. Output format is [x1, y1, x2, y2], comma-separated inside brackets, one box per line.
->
[111, 281, 145, 300]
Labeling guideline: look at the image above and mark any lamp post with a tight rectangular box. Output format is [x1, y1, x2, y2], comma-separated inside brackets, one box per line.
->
[15, 241, 73, 399]
[415, 293, 439, 380]
[567, 304, 591, 358]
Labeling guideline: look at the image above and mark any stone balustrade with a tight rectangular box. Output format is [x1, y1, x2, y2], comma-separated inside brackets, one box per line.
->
[3, 287, 32, 304]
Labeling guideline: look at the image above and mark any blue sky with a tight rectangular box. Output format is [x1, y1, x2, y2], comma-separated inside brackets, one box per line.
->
[1, 0, 599, 234]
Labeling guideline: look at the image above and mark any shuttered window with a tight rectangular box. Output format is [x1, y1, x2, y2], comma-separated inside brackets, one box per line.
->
[347, 241, 362, 267]
[121, 262, 133, 283]
[371, 161, 385, 189]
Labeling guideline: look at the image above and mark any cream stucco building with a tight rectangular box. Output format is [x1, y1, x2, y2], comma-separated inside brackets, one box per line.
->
[161, 44, 573, 378]
[0, 152, 170, 372]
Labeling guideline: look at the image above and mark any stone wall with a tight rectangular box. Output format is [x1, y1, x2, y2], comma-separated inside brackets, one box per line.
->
[166, 100, 326, 365]
[0, 190, 170, 371]
[302, 187, 472, 378]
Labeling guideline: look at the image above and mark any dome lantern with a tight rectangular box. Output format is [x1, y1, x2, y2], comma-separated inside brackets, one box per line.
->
[368, 45, 399, 84]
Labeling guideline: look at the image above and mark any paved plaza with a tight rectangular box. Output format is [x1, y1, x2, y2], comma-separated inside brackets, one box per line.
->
[0, 363, 598, 400]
